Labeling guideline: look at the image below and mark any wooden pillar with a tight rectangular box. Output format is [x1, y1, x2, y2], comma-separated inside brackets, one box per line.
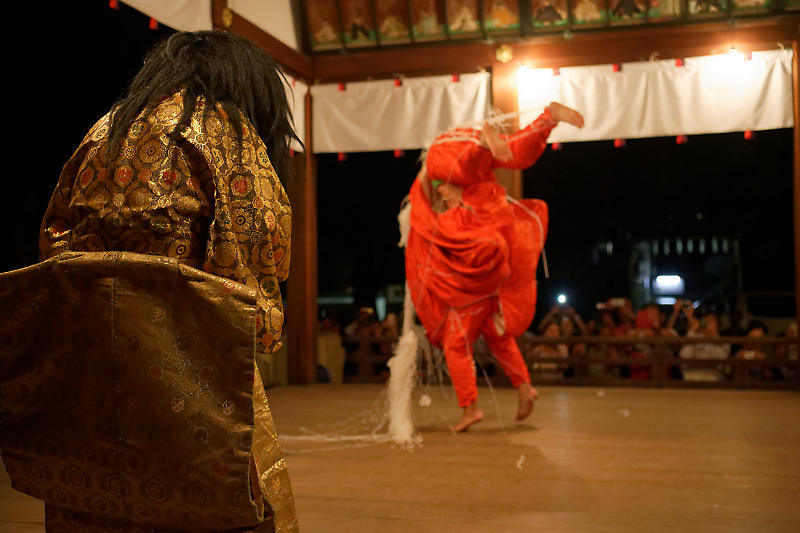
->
[492, 61, 523, 199]
[287, 90, 318, 384]
[792, 41, 800, 353]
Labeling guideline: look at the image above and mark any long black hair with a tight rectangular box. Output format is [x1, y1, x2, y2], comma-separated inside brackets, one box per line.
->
[108, 30, 301, 183]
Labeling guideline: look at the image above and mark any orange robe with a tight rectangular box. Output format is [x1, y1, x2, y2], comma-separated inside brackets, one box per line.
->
[406, 111, 555, 406]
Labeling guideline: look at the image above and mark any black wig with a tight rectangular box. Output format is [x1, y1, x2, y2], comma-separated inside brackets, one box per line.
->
[108, 30, 301, 183]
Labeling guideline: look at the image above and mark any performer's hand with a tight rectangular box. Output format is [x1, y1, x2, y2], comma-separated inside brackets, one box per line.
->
[437, 183, 463, 209]
[548, 102, 585, 129]
[481, 122, 513, 162]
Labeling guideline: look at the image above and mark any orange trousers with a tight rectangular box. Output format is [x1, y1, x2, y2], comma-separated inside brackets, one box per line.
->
[443, 298, 531, 407]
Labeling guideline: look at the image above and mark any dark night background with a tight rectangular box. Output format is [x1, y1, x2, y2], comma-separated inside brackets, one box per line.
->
[3, 1, 795, 328]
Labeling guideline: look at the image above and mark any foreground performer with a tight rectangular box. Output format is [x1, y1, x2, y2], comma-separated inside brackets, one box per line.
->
[405, 103, 584, 432]
[37, 32, 299, 531]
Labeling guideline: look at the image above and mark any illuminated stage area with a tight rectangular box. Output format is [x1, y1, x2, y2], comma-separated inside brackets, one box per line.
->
[6, 386, 796, 532]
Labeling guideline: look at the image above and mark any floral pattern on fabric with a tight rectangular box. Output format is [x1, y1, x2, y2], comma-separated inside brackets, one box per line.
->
[0, 252, 297, 532]
[39, 92, 292, 355]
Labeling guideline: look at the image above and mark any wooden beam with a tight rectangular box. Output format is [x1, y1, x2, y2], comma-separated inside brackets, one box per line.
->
[211, 0, 313, 81]
[793, 41, 800, 354]
[286, 90, 318, 385]
[491, 61, 522, 199]
[311, 17, 800, 82]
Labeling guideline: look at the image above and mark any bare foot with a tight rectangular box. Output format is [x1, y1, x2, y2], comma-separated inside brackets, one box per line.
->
[515, 383, 539, 421]
[452, 402, 484, 433]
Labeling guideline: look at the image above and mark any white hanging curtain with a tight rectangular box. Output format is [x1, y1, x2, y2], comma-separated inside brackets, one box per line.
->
[122, 0, 212, 31]
[311, 73, 491, 153]
[518, 49, 793, 143]
[284, 76, 308, 152]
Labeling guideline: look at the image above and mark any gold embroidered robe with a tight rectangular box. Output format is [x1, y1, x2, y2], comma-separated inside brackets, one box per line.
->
[19, 92, 297, 532]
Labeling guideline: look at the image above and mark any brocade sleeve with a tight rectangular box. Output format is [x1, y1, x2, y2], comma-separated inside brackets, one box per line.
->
[39, 114, 111, 259]
[192, 111, 292, 354]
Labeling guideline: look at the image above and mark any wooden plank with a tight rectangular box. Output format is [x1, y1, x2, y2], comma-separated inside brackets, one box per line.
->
[793, 41, 800, 359]
[286, 90, 318, 384]
[0, 464, 43, 533]
[491, 61, 523, 199]
[211, 0, 313, 81]
[311, 17, 800, 81]
[4, 386, 800, 531]
[266, 384, 800, 532]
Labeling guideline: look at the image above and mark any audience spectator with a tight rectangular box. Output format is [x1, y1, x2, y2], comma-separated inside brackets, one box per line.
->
[735, 320, 768, 360]
[679, 307, 730, 382]
[377, 312, 401, 355]
[320, 315, 341, 335]
[522, 296, 797, 386]
[381, 313, 400, 337]
[538, 304, 589, 335]
[624, 306, 660, 379]
[528, 322, 569, 379]
[721, 308, 747, 354]
[344, 307, 382, 337]
[612, 300, 636, 336]
[776, 322, 798, 381]
[735, 320, 775, 381]
[586, 322, 620, 377]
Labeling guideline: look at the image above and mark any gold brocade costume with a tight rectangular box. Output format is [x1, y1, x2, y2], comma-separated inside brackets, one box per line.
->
[40, 91, 291, 356]
[2, 92, 298, 532]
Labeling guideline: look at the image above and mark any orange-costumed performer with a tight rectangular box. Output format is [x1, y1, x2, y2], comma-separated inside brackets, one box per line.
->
[404, 102, 584, 432]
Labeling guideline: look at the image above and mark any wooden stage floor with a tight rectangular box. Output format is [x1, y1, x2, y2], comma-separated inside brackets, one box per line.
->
[2, 385, 800, 532]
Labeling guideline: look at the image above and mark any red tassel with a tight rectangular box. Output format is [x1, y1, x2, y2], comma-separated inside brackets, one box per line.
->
[337, 152, 347, 162]
[612, 63, 621, 73]
[614, 138, 625, 148]
[676, 135, 688, 145]
[338, 82, 346, 91]
[551, 142, 562, 151]
[394, 78, 402, 87]
[744, 130, 754, 141]
[552, 67, 561, 76]
[109, 0, 119, 9]
[675, 58, 684, 67]
[148, 17, 159, 30]
[451, 74, 460, 82]
[393, 149, 405, 158]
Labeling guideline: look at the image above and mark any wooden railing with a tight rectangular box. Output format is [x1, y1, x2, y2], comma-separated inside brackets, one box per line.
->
[341, 335, 397, 383]
[340, 334, 800, 389]
[519, 336, 799, 390]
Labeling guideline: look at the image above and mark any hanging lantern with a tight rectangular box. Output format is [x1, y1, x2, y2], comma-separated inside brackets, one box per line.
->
[614, 138, 626, 148]
[222, 7, 234, 27]
[676, 135, 688, 145]
[612, 63, 622, 73]
[451, 74, 460, 82]
[675, 58, 684, 67]
[148, 17, 159, 30]
[338, 82, 346, 91]
[744, 130, 754, 141]
[337, 152, 347, 162]
[394, 149, 405, 158]
[109, 0, 119, 9]
[495, 45, 513, 64]
[394, 78, 402, 87]
[551, 142, 562, 151]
